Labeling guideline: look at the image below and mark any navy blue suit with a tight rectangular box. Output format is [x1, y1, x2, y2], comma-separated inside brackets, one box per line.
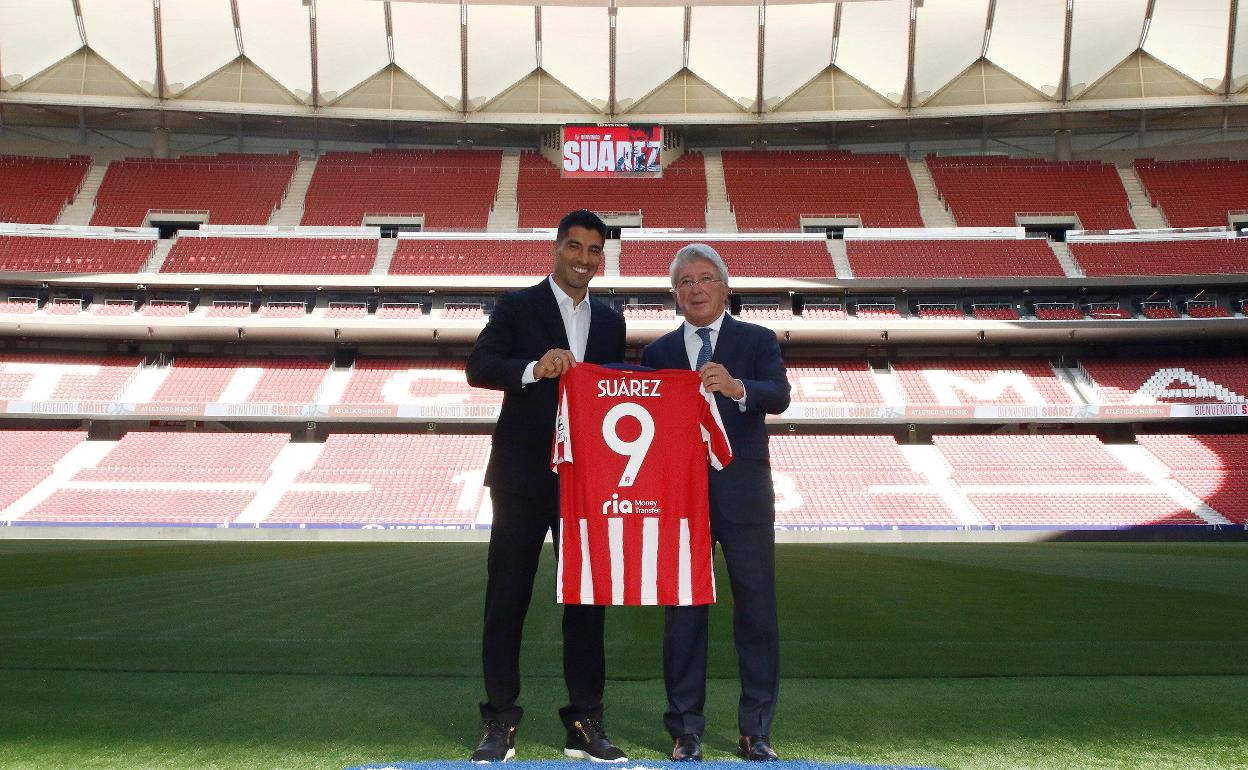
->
[466, 279, 626, 727]
[640, 314, 790, 739]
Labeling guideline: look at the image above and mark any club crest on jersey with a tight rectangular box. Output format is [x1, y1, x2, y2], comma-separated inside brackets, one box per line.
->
[597, 378, 661, 398]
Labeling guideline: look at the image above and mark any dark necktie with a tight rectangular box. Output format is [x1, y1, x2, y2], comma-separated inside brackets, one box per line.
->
[695, 327, 713, 370]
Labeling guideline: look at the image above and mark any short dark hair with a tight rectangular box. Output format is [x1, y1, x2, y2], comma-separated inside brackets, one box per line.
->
[556, 209, 607, 245]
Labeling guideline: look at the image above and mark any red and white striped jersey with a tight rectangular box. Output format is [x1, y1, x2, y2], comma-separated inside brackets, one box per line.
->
[552, 362, 732, 606]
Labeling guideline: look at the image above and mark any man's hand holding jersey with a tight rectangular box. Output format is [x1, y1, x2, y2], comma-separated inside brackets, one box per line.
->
[698, 362, 746, 401]
[534, 348, 577, 379]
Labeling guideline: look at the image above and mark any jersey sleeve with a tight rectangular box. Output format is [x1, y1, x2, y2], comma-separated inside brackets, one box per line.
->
[697, 384, 733, 470]
[551, 374, 573, 470]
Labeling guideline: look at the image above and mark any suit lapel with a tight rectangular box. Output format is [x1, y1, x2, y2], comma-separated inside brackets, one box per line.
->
[711, 314, 740, 368]
[669, 324, 693, 370]
[584, 299, 613, 362]
[533, 279, 571, 350]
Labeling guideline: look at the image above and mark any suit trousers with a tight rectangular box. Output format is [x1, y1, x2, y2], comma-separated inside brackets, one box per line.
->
[480, 488, 606, 727]
[662, 509, 779, 739]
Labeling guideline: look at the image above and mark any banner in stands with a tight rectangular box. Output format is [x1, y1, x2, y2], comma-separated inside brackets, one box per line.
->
[562, 125, 661, 178]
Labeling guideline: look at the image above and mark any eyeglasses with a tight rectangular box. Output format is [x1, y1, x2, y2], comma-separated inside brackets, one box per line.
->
[675, 277, 724, 291]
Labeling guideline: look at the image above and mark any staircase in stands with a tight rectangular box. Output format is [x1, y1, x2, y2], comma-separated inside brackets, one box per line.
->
[55, 161, 107, 226]
[487, 151, 521, 232]
[907, 159, 956, 227]
[1115, 165, 1168, 229]
[1048, 240, 1084, 278]
[701, 151, 738, 232]
[269, 158, 317, 226]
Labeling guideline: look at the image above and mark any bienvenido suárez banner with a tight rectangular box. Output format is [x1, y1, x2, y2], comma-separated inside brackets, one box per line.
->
[562, 125, 662, 178]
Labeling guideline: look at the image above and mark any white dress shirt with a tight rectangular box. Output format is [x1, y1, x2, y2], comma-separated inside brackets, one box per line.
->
[522, 275, 592, 385]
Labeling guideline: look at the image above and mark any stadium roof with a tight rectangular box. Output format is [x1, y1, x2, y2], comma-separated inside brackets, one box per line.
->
[0, 0, 1245, 132]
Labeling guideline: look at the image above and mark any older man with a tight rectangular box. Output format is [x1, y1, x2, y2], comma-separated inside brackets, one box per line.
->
[640, 243, 791, 762]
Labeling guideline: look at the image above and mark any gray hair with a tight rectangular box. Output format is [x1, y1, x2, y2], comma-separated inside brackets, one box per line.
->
[668, 243, 730, 288]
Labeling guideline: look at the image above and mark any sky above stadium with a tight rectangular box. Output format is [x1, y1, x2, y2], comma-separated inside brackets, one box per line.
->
[0, 0, 1245, 115]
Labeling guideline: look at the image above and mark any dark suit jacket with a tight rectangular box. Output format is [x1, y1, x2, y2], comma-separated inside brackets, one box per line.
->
[467, 279, 627, 498]
[640, 314, 790, 524]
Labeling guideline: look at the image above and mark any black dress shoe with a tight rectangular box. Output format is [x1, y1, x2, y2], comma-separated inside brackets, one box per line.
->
[470, 719, 516, 763]
[564, 717, 628, 762]
[738, 735, 779, 761]
[671, 733, 703, 762]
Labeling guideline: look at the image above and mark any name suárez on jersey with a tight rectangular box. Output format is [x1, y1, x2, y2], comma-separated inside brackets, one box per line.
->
[597, 378, 661, 398]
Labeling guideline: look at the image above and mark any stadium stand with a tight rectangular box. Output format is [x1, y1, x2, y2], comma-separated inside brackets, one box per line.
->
[44, 298, 84, 315]
[721, 150, 922, 230]
[0, 155, 91, 224]
[1133, 158, 1248, 228]
[72, 431, 288, 483]
[926, 156, 1133, 230]
[150, 357, 329, 404]
[1078, 357, 1248, 404]
[934, 434, 1201, 526]
[1033, 303, 1083, 320]
[892, 360, 1076, 406]
[1138, 434, 1248, 524]
[846, 238, 1065, 278]
[301, 149, 501, 229]
[162, 236, 378, 275]
[800, 303, 848, 320]
[621, 304, 674, 321]
[206, 301, 252, 318]
[0, 234, 155, 273]
[337, 360, 501, 408]
[0, 430, 87, 511]
[0, 353, 140, 401]
[266, 433, 490, 526]
[376, 303, 424, 319]
[21, 432, 288, 524]
[787, 360, 886, 405]
[1069, 238, 1248, 277]
[259, 302, 307, 318]
[619, 238, 834, 278]
[389, 237, 570, 276]
[915, 304, 965, 320]
[769, 434, 958, 526]
[140, 300, 191, 318]
[91, 153, 299, 227]
[740, 304, 792, 321]
[516, 151, 706, 229]
[92, 300, 136, 317]
[1185, 300, 1230, 318]
[1140, 300, 1180, 319]
[970, 303, 1022, 320]
[854, 303, 902, 320]
[0, 296, 39, 314]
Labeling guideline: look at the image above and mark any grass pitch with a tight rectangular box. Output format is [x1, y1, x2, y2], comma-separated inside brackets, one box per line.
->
[1, 540, 1246, 769]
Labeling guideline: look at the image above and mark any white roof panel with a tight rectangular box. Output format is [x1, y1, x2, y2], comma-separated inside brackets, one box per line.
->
[317, 0, 389, 100]
[0, 0, 79, 87]
[913, 0, 989, 104]
[238, 0, 312, 100]
[541, 6, 609, 107]
[987, 0, 1065, 98]
[466, 4, 536, 107]
[689, 5, 758, 108]
[615, 5, 684, 107]
[392, 2, 462, 107]
[1145, 0, 1231, 90]
[162, 0, 238, 94]
[762, 4, 835, 107]
[837, 0, 909, 104]
[1069, 0, 1149, 98]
